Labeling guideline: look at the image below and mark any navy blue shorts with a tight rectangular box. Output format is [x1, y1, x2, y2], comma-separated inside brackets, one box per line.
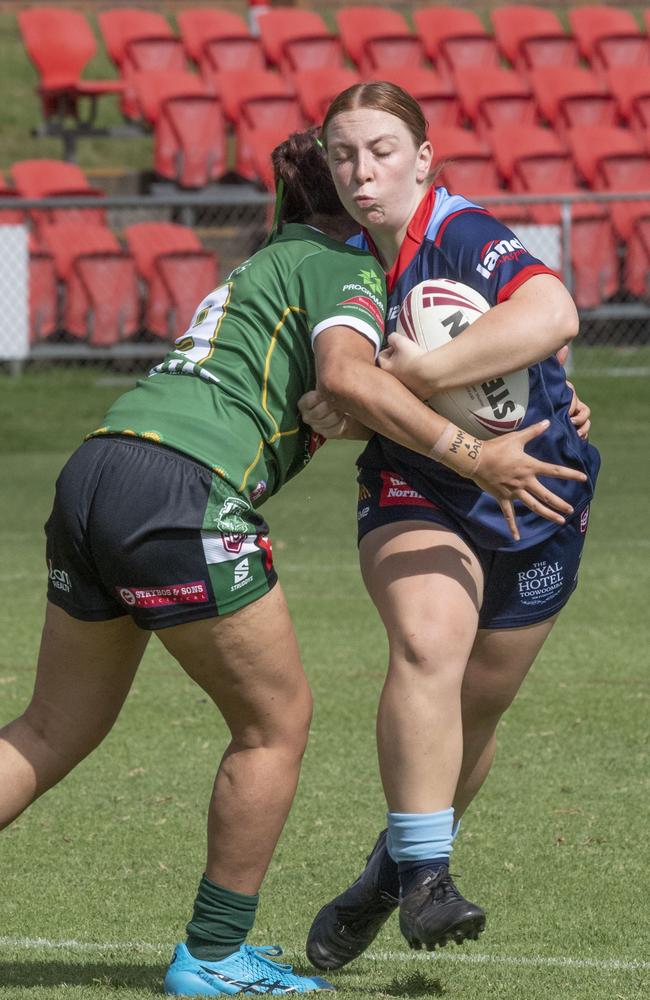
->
[356, 466, 591, 630]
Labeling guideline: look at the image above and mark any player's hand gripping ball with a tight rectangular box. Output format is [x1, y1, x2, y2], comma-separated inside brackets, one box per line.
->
[395, 278, 529, 439]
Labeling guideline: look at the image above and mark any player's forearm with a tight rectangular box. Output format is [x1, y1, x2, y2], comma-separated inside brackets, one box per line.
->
[318, 356, 452, 459]
[419, 277, 579, 394]
[339, 416, 373, 440]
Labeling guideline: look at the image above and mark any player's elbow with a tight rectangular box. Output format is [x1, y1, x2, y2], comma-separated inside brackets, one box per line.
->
[554, 293, 580, 346]
[317, 359, 365, 410]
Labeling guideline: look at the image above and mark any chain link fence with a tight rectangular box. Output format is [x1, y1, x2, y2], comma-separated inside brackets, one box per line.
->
[1, 188, 649, 375]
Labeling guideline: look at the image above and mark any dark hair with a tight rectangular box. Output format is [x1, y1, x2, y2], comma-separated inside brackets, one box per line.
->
[321, 81, 428, 150]
[271, 128, 345, 225]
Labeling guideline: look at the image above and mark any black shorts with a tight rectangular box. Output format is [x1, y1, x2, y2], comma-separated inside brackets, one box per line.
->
[356, 466, 592, 630]
[45, 436, 277, 629]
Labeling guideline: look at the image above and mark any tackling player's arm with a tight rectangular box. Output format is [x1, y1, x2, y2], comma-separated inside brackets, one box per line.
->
[314, 326, 587, 539]
[298, 389, 372, 441]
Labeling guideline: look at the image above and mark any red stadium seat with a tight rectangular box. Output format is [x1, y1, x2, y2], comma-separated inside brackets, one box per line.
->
[565, 126, 649, 190]
[98, 8, 182, 118]
[206, 69, 302, 182]
[129, 71, 226, 187]
[433, 127, 499, 191]
[28, 234, 58, 342]
[485, 125, 618, 308]
[530, 67, 619, 134]
[124, 222, 219, 338]
[337, 6, 425, 75]
[177, 8, 264, 74]
[292, 68, 361, 125]
[431, 127, 531, 225]
[156, 96, 227, 189]
[368, 68, 461, 129]
[491, 5, 579, 72]
[453, 67, 536, 133]
[609, 201, 650, 298]
[98, 8, 174, 68]
[258, 8, 343, 74]
[18, 7, 123, 123]
[9, 159, 106, 228]
[486, 125, 573, 191]
[10, 159, 99, 196]
[413, 7, 499, 83]
[567, 126, 650, 302]
[568, 6, 650, 73]
[40, 222, 140, 345]
[606, 68, 650, 138]
[129, 70, 208, 124]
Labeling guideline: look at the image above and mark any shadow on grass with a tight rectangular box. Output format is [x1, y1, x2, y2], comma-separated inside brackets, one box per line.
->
[0, 959, 166, 991]
[382, 971, 445, 997]
[331, 968, 446, 997]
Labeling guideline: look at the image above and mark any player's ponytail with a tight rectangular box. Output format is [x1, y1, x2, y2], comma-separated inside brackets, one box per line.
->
[271, 129, 346, 230]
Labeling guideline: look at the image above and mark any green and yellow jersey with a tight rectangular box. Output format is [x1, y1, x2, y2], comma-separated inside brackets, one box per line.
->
[91, 223, 386, 505]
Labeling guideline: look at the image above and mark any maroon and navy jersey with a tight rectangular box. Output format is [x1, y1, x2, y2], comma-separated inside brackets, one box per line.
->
[349, 186, 600, 551]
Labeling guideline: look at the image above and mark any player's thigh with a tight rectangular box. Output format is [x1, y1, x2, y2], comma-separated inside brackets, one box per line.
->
[155, 583, 312, 745]
[24, 601, 149, 749]
[359, 520, 484, 662]
[462, 615, 558, 721]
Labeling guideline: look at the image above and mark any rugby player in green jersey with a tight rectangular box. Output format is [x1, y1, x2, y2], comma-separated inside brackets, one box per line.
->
[0, 131, 586, 997]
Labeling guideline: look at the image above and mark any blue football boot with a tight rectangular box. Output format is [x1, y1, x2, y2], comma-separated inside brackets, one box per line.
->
[164, 942, 335, 995]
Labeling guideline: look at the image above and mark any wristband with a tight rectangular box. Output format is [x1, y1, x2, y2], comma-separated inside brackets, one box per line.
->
[430, 422, 483, 477]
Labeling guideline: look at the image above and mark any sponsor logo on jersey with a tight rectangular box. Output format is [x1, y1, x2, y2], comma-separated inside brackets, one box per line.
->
[342, 283, 383, 311]
[48, 560, 71, 593]
[475, 237, 526, 279]
[116, 580, 209, 608]
[387, 304, 400, 322]
[357, 505, 370, 520]
[358, 268, 383, 297]
[379, 471, 438, 508]
[230, 558, 253, 592]
[339, 295, 383, 327]
[580, 505, 590, 534]
[517, 560, 564, 606]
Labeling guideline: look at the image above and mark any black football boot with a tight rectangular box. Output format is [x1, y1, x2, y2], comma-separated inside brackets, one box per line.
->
[306, 829, 398, 970]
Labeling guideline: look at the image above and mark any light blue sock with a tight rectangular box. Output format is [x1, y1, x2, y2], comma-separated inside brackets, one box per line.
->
[388, 809, 456, 896]
[386, 808, 455, 862]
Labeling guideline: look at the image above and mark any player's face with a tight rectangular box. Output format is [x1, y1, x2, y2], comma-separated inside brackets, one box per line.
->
[325, 108, 433, 238]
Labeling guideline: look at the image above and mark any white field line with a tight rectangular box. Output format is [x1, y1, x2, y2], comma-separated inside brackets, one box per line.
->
[0, 937, 648, 973]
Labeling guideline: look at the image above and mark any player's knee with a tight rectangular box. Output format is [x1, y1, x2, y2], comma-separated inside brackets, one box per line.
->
[232, 688, 312, 757]
[390, 627, 469, 680]
[462, 679, 516, 724]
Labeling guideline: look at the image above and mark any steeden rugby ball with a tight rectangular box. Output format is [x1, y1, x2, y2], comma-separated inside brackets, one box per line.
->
[396, 278, 529, 439]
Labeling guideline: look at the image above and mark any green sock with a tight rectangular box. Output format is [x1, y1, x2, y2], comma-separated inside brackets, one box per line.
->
[185, 874, 259, 961]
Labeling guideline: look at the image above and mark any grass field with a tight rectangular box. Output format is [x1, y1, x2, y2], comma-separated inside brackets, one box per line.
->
[0, 370, 648, 999]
